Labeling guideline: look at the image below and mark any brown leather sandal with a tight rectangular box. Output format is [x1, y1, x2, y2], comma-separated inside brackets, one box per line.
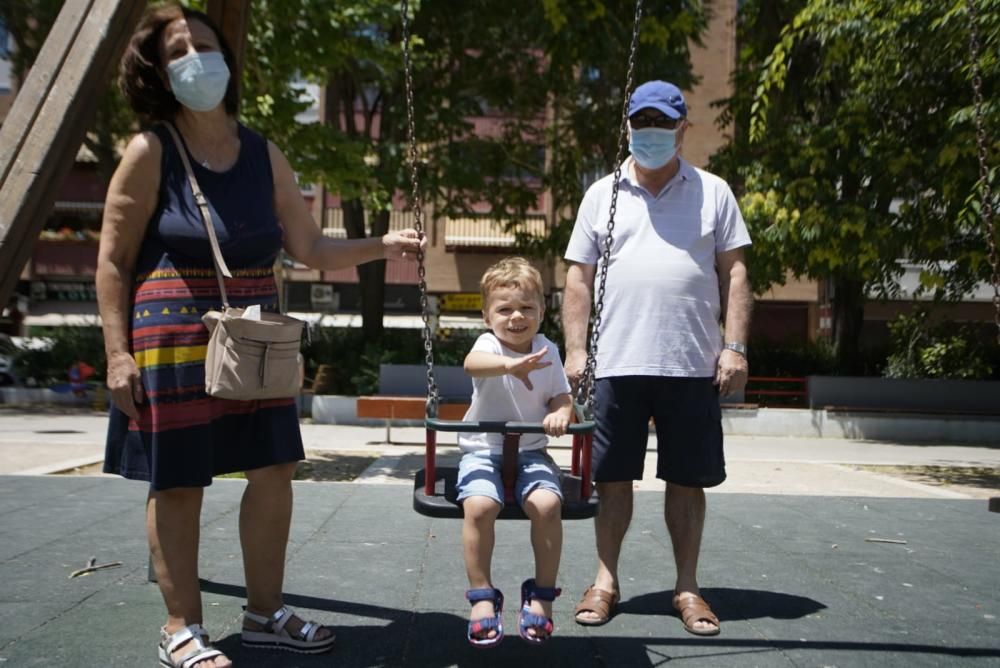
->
[573, 585, 619, 626]
[672, 592, 720, 636]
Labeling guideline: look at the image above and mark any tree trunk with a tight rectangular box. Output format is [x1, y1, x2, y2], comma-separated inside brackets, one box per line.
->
[832, 274, 865, 374]
[359, 208, 390, 341]
[341, 198, 386, 339]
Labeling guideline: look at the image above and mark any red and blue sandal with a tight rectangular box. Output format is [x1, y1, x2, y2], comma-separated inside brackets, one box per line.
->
[518, 578, 561, 645]
[466, 587, 504, 648]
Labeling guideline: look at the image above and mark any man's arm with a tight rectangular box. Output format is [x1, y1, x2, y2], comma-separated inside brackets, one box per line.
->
[561, 261, 596, 389]
[716, 247, 752, 395]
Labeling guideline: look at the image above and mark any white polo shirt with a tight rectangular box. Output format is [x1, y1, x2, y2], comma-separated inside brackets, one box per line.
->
[564, 157, 751, 378]
[458, 333, 572, 453]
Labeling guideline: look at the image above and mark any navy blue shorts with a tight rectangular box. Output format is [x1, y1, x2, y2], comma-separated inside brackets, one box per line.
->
[592, 376, 725, 488]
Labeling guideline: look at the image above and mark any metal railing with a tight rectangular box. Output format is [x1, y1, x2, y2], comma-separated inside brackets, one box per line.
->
[321, 209, 549, 249]
[744, 376, 808, 408]
[444, 215, 547, 248]
[322, 209, 415, 238]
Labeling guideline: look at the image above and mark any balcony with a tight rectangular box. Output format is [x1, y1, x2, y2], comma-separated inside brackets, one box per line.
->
[322, 209, 415, 239]
[444, 215, 547, 251]
[321, 208, 549, 251]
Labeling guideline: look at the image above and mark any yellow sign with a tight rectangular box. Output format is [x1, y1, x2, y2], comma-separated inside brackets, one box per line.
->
[440, 293, 482, 312]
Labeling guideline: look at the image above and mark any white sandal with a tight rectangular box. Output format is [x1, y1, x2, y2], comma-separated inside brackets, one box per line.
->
[158, 624, 225, 668]
[242, 605, 336, 654]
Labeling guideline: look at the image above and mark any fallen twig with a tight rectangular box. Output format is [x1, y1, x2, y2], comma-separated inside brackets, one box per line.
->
[865, 538, 908, 545]
[69, 556, 122, 579]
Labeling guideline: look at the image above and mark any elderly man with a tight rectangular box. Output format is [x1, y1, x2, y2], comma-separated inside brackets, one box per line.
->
[563, 80, 752, 636]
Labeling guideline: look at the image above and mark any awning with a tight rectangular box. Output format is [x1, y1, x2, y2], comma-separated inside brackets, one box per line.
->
[23, 313, 102, 327]
[23, 311, 483, 330]
[52, 201, 104, 215]
[287, 312, 484, 330]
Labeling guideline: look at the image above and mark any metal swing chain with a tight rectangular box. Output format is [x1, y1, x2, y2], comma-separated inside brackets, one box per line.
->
[400, 0, 440, 413]
[966, 0, 1000, 343]
[577, 0, 644, 414]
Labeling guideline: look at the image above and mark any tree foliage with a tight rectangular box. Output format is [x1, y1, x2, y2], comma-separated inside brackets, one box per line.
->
[242, 0, 707, 336]
[5, 0, 707, 338]
[711, 0, 1000, 373]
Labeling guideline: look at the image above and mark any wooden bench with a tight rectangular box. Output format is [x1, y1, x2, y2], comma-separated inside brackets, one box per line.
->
[356, 364, 472, 442]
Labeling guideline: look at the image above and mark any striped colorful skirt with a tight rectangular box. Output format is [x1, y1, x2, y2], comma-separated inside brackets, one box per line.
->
[104, 266, 304, 490]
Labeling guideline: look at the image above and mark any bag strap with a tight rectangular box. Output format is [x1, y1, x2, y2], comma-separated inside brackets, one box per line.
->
[163, 122, 232, 308]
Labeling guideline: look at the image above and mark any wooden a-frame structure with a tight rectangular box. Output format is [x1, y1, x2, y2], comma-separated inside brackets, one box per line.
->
[0, 0, 250, 309]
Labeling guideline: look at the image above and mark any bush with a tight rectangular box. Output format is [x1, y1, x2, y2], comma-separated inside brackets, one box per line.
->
[13, 327, 106, 386]
[884, 309, 994, 380]
[302, 326, 483, 395]
[747, 338, 836, 377]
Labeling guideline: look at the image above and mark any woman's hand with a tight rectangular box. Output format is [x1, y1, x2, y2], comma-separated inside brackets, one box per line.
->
[107, 352, 145, 420]
[382, 229, 426, 261]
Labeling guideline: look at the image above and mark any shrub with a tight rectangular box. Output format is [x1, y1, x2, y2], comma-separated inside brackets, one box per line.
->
[13, 327, 106, 386]
[746, 338, 836, 377]
[884, 309, 994, 380]
[302, 326, 483, 395]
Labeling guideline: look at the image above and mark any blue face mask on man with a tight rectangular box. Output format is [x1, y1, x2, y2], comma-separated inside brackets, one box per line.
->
[629, 127, 680, 170]
[166, 51, 230, 112]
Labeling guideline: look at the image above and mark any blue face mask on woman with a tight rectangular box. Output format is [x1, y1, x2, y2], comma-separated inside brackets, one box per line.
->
[629, 127, 679, 169]
[166, 51, 230, 112]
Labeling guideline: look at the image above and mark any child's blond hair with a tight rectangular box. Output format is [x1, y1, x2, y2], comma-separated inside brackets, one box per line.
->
[480, 257, 545, 308]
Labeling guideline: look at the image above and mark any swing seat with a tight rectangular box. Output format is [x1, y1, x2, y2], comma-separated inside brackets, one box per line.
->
[413, 418, 598, 520]
[414, 467, 598, 519]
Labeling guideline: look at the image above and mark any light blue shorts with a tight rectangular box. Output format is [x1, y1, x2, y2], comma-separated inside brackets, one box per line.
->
[456, 449, 563, 508]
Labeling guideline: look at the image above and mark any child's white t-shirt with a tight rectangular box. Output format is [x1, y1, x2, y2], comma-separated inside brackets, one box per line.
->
[457, 332, 572, 454]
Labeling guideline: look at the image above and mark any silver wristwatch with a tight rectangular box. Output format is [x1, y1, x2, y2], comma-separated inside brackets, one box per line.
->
[723, 342, 747, 357]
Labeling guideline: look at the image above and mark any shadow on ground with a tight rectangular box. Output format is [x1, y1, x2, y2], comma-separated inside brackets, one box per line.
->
[198, 580, 1000, 667]
[619, 587, 826, 622]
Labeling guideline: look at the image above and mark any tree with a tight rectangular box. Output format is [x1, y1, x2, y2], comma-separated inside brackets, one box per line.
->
[710, 0, 1000, 373]
[242, 0, 707, 338]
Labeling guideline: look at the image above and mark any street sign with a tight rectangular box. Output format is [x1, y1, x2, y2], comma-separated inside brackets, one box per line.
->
[440, 293, 482, 312]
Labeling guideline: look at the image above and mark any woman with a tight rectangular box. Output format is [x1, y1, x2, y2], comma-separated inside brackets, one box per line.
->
[96, 6, 425, 667]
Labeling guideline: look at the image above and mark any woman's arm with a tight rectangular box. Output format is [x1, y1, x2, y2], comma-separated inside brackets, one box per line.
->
[95, 132, 161, 419]
[267, 142, 425, 269]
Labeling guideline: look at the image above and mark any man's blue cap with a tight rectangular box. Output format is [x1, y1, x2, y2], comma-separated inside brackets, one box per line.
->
[628, 80, 687, 120]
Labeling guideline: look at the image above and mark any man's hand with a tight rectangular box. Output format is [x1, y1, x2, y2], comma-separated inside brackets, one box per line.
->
[714, 349, 748, 397]
[505, 349, 551, 391]
[564, 349, 588, 392]
[382, 229, 427, 261]
[107, 352, 144, 420]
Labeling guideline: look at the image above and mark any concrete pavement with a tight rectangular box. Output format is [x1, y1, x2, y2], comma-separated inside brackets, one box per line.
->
[0, 476, 997, 667]
[0, 409, 998, 666]
[2, 410, 998, 498]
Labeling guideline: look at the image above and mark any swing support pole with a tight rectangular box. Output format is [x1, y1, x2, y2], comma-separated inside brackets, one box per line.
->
[424, 429, 437, 497]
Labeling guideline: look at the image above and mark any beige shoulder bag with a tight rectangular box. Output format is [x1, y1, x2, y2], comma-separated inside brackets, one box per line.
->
[165, 123, 304, 400]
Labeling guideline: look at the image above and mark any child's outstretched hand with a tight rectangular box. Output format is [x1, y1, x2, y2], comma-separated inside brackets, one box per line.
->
[543, 409, 570, 437]
[505, 349, 551, 391]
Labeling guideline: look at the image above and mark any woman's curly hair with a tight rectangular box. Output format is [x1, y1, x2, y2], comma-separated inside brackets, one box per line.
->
[119, 4, 239, 121]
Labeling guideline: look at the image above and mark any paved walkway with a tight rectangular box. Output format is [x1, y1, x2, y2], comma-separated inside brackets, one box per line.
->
[3, 411, 999, 499]
[0, 410, 999, 665]
[0, 475, 997, 667]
